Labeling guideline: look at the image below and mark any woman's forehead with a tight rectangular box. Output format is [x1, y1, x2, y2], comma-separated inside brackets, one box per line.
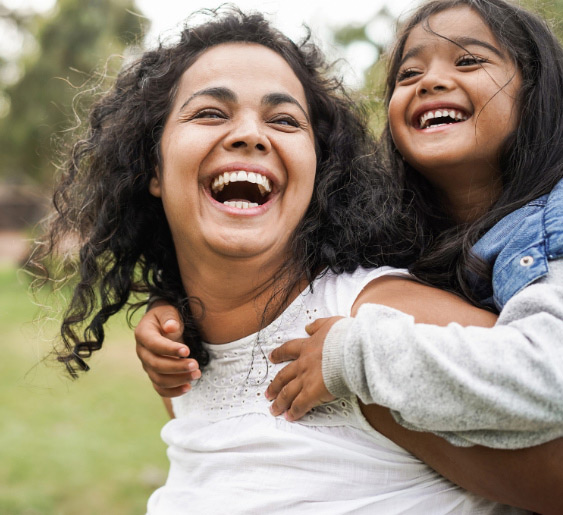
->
[176, 43, 307, 104]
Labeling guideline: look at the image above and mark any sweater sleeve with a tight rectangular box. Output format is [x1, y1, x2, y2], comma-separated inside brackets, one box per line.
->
[321, 258, 563, 449]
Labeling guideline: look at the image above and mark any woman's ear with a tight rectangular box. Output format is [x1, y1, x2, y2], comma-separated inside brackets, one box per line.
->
[149, 168, 162, 198]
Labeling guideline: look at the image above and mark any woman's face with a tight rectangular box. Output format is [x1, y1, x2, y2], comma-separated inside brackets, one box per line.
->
[150, 43, 316, 271]
[388, 6, 521, 199]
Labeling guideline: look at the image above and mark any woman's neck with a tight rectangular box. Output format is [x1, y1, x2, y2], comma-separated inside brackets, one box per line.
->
[177, 255, 304, 344]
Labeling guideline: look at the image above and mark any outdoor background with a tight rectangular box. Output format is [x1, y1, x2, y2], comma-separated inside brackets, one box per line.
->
[1, 0, 561, 513]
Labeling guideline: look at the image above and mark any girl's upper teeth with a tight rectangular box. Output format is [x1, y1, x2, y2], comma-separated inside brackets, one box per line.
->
[211, 171, 272, 195]
[419, 109, 468, 128]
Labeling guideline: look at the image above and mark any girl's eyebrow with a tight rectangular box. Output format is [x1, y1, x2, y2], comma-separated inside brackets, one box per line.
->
[400, 36, 504, 66]
[178, 88, 310, 121]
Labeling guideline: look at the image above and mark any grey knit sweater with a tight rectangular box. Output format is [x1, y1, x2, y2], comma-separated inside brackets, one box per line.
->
[322, 259, 563, 449]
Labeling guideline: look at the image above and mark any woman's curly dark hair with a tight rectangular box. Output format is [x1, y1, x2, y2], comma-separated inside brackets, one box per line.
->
[381, 0, 563, 304]
[33, 7, 417, 377]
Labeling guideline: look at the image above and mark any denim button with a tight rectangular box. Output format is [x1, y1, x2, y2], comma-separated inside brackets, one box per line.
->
[520, 256, 534, 267]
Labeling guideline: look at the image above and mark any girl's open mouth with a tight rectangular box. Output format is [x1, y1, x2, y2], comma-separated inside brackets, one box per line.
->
[417, 109, 469, 129]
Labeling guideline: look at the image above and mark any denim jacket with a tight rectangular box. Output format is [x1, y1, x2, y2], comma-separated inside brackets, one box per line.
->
[472, 179, 563, 310]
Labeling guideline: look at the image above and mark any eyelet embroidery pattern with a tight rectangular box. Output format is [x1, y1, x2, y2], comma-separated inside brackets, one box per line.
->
[171, 284, 355, 427]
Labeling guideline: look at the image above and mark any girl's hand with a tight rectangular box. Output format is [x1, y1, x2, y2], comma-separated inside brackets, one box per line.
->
[135, 300, 201, 397]
[265, 317, 342, 421]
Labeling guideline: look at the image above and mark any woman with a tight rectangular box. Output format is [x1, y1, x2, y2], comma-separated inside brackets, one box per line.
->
[35, 7, 538, 513]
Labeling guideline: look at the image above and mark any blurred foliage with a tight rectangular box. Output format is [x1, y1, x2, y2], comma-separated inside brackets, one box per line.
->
[0, 0, 147, 185]
[334, 0, 563, 135]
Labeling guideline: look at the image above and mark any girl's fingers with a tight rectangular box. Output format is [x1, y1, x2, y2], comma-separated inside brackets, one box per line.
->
[269, 339, 303, 363]
[265, 361, 298, 401]
[137, 341, 199, 375]
[153, 382, 192, 398]
[285, 393, 315, 422]
[135, 318, 190, 358]
[146, 366, 202, 390]
[305, 316, 340, 335]
[152, 304, 184, 340]
[269, 378, 301, 417]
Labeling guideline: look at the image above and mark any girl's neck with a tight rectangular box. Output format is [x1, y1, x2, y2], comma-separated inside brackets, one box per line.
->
[427, 165, 502, 224]
[442, 183, 501, 223]
[177, 255, 304, 344]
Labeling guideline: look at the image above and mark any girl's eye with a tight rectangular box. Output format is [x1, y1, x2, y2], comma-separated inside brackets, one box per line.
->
[456, 54, 488, 67]
[269, 115, 300, 128]
[396, 68, 420, 83]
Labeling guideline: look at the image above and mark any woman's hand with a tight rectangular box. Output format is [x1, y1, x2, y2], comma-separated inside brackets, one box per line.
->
[266, 317, 341, 421]
[135, 300, 201, 397]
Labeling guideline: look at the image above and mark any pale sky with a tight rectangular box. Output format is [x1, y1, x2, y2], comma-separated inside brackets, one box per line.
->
[3, 0, 421, 87]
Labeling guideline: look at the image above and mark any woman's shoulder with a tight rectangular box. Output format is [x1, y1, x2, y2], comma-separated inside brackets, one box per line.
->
[305, 266, 410, 317]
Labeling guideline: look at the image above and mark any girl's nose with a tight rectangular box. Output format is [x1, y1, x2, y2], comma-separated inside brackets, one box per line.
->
[416, 67, 455, 96]
[223, 116, 271, 152]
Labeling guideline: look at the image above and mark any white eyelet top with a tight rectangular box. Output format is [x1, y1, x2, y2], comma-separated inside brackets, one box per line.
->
[147, 267, 528, 515]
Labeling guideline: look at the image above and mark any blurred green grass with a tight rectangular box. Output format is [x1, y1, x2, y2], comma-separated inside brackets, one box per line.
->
[0, 265, 169, 514]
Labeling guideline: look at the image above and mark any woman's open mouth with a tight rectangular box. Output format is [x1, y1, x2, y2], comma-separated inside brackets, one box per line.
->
[210, 171, 273, 209]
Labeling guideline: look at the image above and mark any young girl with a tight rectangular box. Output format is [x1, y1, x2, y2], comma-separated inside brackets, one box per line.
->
[135, 0, 563, 506]
[265, 0, 563, 449]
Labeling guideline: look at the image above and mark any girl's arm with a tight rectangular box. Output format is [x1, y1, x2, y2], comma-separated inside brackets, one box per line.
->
[162, 398, 174, 419]
[344, 273, 563, 513]
[324, 258, 563, 449]
[134, 301, 200, 397]
[268, 267, 563, 512]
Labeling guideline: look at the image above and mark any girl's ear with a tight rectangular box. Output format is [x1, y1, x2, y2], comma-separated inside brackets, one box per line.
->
[149, 168, 162, 198]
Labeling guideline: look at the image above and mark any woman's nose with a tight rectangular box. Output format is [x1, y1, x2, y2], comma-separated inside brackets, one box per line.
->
[223, 116, 271, 152]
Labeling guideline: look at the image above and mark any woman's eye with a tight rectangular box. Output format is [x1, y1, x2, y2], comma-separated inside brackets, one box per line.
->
[191, 109, 226, 120]
[456, 54, 488, 67]
[269, 115, 300, 128]
[396, 68, 420, 82]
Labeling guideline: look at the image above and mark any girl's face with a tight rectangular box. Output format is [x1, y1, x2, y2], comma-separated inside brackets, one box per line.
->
[149, 43, 316, 272]
[388, 6, 521, 203]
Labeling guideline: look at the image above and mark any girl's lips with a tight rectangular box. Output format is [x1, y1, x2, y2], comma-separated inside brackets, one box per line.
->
[411, 103, 471, 129]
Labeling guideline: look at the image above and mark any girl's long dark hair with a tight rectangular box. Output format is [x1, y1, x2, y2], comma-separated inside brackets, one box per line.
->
[382, 0, 563, 302]
[33, 7, 417, 377]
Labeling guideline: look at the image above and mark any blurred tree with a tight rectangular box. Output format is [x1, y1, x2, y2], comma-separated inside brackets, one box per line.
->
[521, 0, 563, 41]
[0, 0, 147, 184]
[333, 0, 562, 134]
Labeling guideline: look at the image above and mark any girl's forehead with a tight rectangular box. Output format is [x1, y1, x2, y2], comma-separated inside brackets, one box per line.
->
[403, 6, 498, 53]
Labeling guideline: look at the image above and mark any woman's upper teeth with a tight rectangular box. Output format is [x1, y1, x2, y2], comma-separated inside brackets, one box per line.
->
[419, 109, 468, 128]
[211, 171, 272, 195]
[224, 201, 259, 209]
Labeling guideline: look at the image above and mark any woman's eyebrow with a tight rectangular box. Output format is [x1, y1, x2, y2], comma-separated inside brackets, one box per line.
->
[400, 36, 504, 66]
[179, 87, 236, 112]
[262, 92, 310, 122]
